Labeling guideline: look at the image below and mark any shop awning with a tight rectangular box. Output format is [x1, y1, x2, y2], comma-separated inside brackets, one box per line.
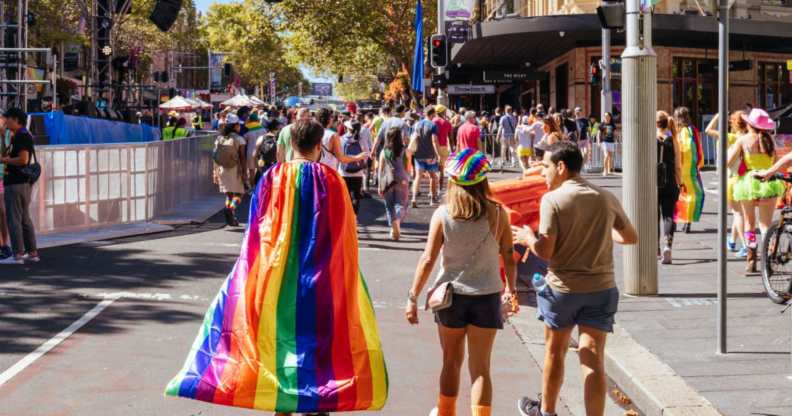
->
[452, 14, 792, 69]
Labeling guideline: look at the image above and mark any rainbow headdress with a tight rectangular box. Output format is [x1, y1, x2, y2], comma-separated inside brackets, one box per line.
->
[445, 149, 492, 186]
[165, 161, 388, 413]
[675, 126, 705, 223]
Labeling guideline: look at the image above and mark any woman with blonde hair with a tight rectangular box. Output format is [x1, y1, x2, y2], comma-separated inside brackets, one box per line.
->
[728, 108, 785, 273]
[705, 111, 749, 257]
[656, 111, 682, 264]
[406, 149, 518, 416]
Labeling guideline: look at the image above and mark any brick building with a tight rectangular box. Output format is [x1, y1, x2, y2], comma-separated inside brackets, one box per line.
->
[447, 0, 792, 125]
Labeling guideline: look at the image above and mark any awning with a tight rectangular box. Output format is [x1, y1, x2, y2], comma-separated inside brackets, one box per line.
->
[452, 14, 792, 69]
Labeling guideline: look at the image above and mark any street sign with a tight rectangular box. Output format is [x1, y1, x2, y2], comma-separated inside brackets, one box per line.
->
[446, 21, 470, 44]
[447, 84, 495, 95]
[482, 70, 548, 83]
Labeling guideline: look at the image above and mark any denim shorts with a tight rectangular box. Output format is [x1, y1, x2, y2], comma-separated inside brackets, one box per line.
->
[435, 292, 503, 330]
[415, 158, 439, 172]
[536, 286, 619, 333]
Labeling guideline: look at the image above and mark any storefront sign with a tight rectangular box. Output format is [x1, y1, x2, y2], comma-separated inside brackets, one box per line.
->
[483, 70, 548, 83]
[444, 0, 475, 21]
[447, 84, 495, 95]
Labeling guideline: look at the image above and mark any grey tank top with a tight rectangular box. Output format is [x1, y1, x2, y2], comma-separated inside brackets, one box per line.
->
[432, 205, 504, 296]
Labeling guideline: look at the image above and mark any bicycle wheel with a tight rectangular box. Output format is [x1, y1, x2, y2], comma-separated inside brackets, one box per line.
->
[760, 221, 792, 304]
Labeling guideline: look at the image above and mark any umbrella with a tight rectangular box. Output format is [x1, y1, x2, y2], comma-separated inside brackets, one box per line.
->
[284, 96, 302, 107]
[248, 95, 267, 106]
[159, 96, 195, 111]
[220, 94, 254, 108]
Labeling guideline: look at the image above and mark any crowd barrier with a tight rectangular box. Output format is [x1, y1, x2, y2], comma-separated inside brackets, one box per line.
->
[31, 134, 217, 234]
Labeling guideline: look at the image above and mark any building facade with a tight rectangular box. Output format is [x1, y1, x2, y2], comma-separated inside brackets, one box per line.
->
[448, 0, 792, 124]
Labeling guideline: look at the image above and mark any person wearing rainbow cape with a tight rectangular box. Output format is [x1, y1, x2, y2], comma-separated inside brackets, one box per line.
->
[165, 119, 388, 415]
[673, 107, 705, 233]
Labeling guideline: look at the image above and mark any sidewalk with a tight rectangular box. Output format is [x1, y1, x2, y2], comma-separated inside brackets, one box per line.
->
[588, 171, 792, 416]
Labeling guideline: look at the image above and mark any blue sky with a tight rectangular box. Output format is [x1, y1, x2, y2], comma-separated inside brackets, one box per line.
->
[195, 0, 233, 13]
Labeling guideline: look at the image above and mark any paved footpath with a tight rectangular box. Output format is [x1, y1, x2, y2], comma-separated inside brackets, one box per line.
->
[0, 170, 631, 416]
[595, 170, 792, 416]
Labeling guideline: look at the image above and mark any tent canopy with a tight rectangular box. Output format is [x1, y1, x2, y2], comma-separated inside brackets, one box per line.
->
[220, 94, 255, 108]
[159, 96, 195, 111]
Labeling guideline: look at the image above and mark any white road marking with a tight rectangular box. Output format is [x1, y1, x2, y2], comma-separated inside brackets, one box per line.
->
[359, 247, 384, 251]
[0, 296, 119, 387]
[88, 292, 203, 302]
[665, 297, 714, 308]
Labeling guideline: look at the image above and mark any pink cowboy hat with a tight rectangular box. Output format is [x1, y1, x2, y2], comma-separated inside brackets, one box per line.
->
[741, 108, 776, 131]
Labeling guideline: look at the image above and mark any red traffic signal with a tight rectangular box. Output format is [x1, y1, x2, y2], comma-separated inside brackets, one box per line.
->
[430, 34, 448, 69]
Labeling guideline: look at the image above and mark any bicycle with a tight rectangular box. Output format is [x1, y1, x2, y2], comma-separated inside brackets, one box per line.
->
[759, 173, 792, 304]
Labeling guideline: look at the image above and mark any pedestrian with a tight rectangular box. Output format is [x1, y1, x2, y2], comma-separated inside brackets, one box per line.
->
[456, 111, 482, 152]
[515, 115, 534, 172]
[339, 119, 371, 214]
[163, 117, 189, 141]
[529, 113, 545, 161]
[672, 106, 704, 233]
[212, 113, 247, 227]
[167, 119, 388, 416]
[433, 105, 453, 188]
[378, 127, 411, 241]
[597, 112, 617, 176]
[410, 106, 441, 208]
[497, 105, 518, 168]
[317, 108, 368, 172]
[705, 111, 749, 257]
[512, 141, 637, 416]
[0, 114, 12, 259]
[0, 108, 39, 265]
[656, 111, 682, 264]
[573, 107, 591, 166]
[277, 107, 311, 162]
[561, 109, 578, 143]
[535, 115, 563, 160]
[727, 108, 784, 273]
[243, 112, 267, 188]
[371, 105, 409, 162]
[406, 149, 518, 416]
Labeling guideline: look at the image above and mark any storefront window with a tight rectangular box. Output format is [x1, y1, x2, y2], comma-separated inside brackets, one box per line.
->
[672, 58, 717, 124]
[759, 62, 792, 110]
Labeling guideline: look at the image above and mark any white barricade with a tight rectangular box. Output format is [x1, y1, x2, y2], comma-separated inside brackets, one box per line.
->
[31, 134, 217, 234]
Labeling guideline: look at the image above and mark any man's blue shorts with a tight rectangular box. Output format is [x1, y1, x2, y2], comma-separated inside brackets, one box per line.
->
[536, 286, 619, 333]
[415, 158, 439, 172]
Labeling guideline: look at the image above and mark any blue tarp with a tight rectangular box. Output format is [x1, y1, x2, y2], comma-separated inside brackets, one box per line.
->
[32, 111, 161, 145]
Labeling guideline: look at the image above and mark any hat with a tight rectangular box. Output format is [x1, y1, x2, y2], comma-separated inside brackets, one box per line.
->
[435, 104, 447, 115]
[225, 113, 240, 124]
[741, 108, 776, 131]
[168, 110, 178, 117]
[445, 149, 492, 186]
[248, 112, 259, 122]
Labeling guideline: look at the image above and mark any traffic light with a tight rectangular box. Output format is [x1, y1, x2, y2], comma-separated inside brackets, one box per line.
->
[430, 34, 448, 69]
[590, 63, 600, 85]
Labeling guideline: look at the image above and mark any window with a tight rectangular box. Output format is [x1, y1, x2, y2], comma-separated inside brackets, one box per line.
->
[504, 0, 517, 14]
[555, 63, 568, 110]
[759, 62, 792, 110]
[672, 58, 717, 124]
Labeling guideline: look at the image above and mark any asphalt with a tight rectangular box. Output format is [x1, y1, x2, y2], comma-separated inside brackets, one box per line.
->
[0, 171, 634, 416]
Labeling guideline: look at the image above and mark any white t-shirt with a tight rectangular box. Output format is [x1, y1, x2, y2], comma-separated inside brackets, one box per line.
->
[320, 129, 339, 170]
[516, 125, 533, 149]
[530, 121, 544, 143]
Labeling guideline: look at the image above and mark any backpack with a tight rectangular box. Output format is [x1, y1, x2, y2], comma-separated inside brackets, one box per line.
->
[255, 135, 277, 171]
[341, 134, 367, 174]
[377, 156, 398, 195]
[213, 134, 240, 168]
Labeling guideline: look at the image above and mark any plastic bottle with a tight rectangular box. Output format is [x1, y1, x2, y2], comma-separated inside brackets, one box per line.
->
[532, 273, 546, 293]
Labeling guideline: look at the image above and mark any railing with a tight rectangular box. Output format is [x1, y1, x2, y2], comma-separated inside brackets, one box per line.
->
[32, 134, 217, 234]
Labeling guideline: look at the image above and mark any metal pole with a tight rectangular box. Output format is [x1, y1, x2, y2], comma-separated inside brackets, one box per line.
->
[716, 0, 730, 355]
[601, 28, 612, 119]
[621, 0, 658, 295]
[436, 0, 448, 107]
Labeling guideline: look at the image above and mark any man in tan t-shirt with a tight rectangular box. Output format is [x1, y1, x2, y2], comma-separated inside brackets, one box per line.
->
[512, 141, 637, 416]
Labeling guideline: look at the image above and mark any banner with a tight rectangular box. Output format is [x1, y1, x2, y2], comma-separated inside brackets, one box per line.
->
[311, 82, 333, 96]
[209, 52, 226, 90]
[445, 0, 475, 21]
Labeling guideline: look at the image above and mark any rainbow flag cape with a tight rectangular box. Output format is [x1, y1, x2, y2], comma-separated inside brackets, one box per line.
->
[675, 126, 705, 223]
[165, 161, 388, 413]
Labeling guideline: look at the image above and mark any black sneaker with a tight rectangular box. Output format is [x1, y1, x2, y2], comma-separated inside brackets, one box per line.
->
[517, 396, 544, 416]
[0, 246, 12, 259]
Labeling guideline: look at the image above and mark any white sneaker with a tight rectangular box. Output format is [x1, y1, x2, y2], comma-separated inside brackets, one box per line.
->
[428, 407, 438, 416]
[661, 247, 672, 265]
[23, 254, 40, 263]
[0, 256, 24, 265]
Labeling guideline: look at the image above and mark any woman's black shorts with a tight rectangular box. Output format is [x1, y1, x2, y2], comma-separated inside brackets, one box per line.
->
[434, 292, 503, 329]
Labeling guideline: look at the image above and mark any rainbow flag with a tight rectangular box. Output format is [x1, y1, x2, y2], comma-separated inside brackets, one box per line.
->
[675, 126, 705, 223]
[165, 161, 388, 413]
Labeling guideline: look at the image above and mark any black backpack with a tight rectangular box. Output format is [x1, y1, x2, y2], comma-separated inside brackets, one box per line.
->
[341, 134, 366, 173]
[255, 135, 277, 171]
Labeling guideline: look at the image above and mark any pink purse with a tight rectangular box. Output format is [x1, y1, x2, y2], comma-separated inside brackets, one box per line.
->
[425, 282, 454, 312]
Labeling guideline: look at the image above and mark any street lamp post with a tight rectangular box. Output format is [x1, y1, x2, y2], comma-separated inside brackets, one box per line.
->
[436, 0, 448, 107]
[621, 0, 658, 295]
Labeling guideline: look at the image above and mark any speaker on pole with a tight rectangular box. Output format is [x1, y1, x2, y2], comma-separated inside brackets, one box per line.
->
[149, 0, 182, 32]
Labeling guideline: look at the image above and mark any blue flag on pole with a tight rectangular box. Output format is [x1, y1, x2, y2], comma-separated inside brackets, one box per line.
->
[411, 0, 424, 93]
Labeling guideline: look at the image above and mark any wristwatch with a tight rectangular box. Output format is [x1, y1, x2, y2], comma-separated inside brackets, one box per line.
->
[407, 290, 418, 303]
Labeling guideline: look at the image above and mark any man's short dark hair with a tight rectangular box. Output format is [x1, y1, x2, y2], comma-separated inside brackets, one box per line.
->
[425, 106, 436, 118]
[291, 120, 324, 153]
[316, 108, 333, 128]
[546, 141, 583, 173]
[381, 105, 392, 114]
[395, 104, 406, 114]
[3, 107, 26, 125]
